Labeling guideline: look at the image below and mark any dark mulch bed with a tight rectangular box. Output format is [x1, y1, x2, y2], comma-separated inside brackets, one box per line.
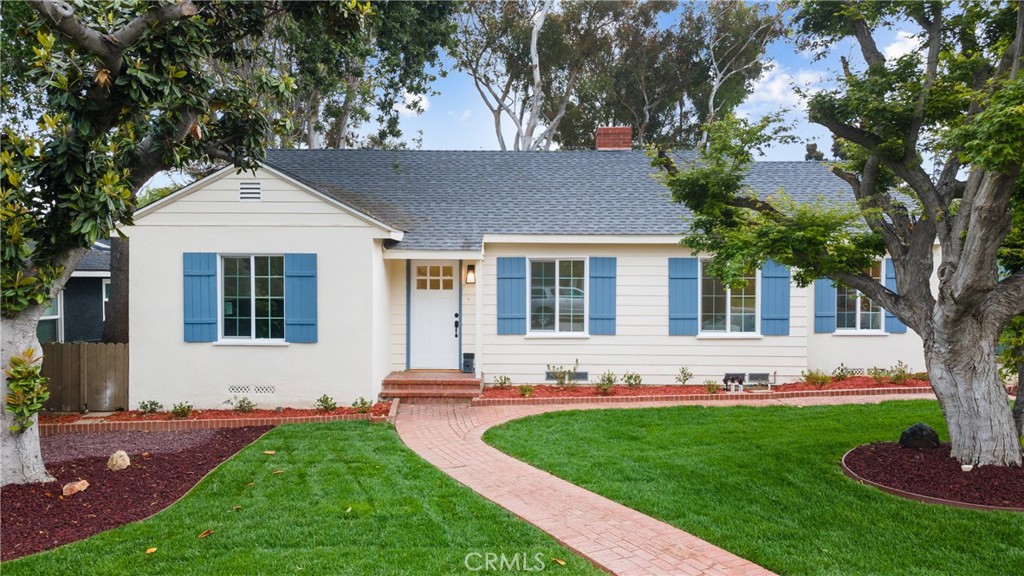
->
[845, 442, 1024, 509]
[0, 426, 272, 561]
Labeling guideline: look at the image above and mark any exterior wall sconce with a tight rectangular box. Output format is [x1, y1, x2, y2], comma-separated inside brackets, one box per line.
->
[465, 264, 477, 285]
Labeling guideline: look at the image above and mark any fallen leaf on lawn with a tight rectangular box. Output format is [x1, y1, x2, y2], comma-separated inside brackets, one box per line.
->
[198, 529, 214, 539]
[245, 482, 255, 487]
[263, 450, 276, 455]
[232, 506, 242, 511]
[345, 506, 352, 514]
[272, 469, 284, 475]
[146, 547, 157, 554]
[551, 558, 566, 566]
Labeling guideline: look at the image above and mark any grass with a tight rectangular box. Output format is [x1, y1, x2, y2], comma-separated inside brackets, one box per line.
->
[484, 400, 1024, 576]
[4, 421, 602, 575]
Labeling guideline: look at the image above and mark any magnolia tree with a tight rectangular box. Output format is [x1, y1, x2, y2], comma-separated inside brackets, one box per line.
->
[654, 0, 1024, 467]
[0, 0, 374, 486]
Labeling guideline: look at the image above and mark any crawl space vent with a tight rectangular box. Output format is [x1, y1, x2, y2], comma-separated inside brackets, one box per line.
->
[239, 181, 262, 202]
[227, 385, 251, 395]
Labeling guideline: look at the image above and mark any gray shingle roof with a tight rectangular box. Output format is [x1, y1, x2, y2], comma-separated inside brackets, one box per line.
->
[265, 149, 853, 251]
[76, 248, 110, 272]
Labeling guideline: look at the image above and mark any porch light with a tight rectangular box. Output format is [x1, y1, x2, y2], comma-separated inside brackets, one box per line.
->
[465, 264, 477, 284]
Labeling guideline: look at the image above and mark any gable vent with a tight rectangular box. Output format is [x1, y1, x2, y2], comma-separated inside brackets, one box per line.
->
[239, 181, 262, 202]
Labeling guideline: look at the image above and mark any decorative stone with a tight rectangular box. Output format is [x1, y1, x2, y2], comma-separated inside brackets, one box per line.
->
[107, 450, 130, 471]
[961, 464, 974, 472]
[62, 479, 89, 496]
[899, 423, 941, 449]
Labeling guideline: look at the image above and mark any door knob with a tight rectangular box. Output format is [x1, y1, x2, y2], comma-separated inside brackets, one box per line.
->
[454, 319, 460, 338]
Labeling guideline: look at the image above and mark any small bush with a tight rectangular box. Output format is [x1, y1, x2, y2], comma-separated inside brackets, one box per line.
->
[831, 363, 856, 382]
[623, 371, 642, 388]
[675, 366, 694, 385]
[703, 380, 722, 394]
[224, 396, 255, 413]
[890, 360, 911, 385]
[493, 375, 512, 388]
[801, 369, 831, 388]
[547, 359, 581, 387]
[315, 394, 337, 412]
[138, 400, 163, 414]
[4, 348, 49, 433]
[518, 385, 534, 398]
[910, 372, 929, 381]
[867, 366, 889, 385]
[595, 370, 616, 395]
[351, 396, 372, 413]
[171, 402, 193, 419]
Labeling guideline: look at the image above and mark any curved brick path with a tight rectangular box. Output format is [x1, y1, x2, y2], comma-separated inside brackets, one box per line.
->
[395, 392, 935, 576]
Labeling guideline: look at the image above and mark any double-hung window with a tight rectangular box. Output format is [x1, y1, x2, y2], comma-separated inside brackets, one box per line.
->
[700, 264, 757, 333]
[836, 261, 883, 331]
[222, 255, 285, 340]
[37, 295, 62, 343]
[529, 259, 585, 333]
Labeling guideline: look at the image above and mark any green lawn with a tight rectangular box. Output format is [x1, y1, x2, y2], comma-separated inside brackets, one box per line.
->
[484, 400, 1024, 576]
[4, 422, 601, 576]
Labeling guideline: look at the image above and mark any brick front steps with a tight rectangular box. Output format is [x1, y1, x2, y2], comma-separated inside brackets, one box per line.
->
[380, 370, 481, 402]
[471, 386, 938, 407]
[40, 412, 387, 437]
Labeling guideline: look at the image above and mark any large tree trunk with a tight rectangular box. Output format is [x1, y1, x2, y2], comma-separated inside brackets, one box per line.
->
[1, 307, 53, 486]
[1014, 348, 1024, 440]
[926, 317, 1023, 466]
[101, 237, 129, 343]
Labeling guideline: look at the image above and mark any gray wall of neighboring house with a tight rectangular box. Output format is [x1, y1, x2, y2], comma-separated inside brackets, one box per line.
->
[63, 277, 105, 342]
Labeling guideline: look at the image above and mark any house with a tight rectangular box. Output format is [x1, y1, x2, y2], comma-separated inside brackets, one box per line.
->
[127, 129, 928, 409]
[38, 242, 111, 343]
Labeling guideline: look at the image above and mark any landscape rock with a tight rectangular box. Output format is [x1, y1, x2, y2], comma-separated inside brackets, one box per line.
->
[62, 479, 89, 497]
[107, 450, 130, 471]
[899, 423, 941, 449]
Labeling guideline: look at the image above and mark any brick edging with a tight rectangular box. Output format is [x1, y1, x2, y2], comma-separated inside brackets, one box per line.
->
[40, 412, 388, 437]
[470, 386, 937, 407]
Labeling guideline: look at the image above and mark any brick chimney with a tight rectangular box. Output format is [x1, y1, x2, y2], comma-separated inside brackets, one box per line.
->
[594, 126, 632, 150]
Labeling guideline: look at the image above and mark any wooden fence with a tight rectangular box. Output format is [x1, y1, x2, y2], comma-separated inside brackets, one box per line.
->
[41, 343, 129, 412]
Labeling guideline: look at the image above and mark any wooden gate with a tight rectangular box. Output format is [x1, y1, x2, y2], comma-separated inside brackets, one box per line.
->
[41, 343, 129, 412]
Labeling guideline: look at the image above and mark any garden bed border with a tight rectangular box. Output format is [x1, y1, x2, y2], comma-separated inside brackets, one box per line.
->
[471, 386, 939, 406]
[39, 412, 387, 437]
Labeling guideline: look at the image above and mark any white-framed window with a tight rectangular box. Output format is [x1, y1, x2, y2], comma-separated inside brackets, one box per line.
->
[37, 293, 63, 343]
[102, 278, 111, 321]
[221, 255, 285, 340]
[529, 259, 586, 333]
[836, 261, 883, 331]
[699, 263, 758, 333]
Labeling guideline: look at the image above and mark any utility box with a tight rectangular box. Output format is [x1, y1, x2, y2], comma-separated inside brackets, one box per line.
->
[462, 353, 475, 374]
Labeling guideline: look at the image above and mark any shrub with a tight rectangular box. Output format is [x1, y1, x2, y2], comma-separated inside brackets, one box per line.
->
[595, 370, 616, 395]
[890, 360, 911, 385]
[3, 348, 49, 433]
[910, 372, 929, 381]
[315, 394, 337, 412]
[801, 369, 831, 388]
[224, 396, 255, 413]
[493, 375, 512, 388]
[831, 363, 856, 382]
[623, 371, 643, 388]
[867, 366, 889, 385]
[675, 366, 694, 385]
[351, 396, 372, 413]
[518, 385, 534, 397]
[138, 400, 163, 414]
[171, 402, 193, 419]
[703, 380, 722, 394]
[546, 359, 580, 387]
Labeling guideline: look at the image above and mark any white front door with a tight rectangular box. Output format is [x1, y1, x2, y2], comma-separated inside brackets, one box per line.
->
[410, 260, 460, 369]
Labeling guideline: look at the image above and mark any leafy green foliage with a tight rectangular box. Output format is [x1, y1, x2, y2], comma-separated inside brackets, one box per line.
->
[801, 369, 831, 388]
[138, 400, 163, 414]
[492, 375, 512, 388]
[546, 359, 580, 388]
[675, 366, 694, 385]
[225, 396, 256, 413]
[867, 367, 890, 386]
[703, 380, 722, 394]
[315, 394, 337, 412]
[595, 370, 616, 395]
[831, 363, 857, 382]
[518, 385, 534, 398]
[623, 371, 643, 388]
[3, 348, 49, 433]
[889, 360, 912, 386]
[171, 402, 193, 419]
[351, 396, 371, 414]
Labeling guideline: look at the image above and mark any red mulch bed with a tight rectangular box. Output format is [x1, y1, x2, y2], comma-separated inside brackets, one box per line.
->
[481, 377, 931, 398]
[0, 426, 272, 561]
[102, 402, 390, 421]
[38, 413, 86, 424]
[844, 442, 1024, 509]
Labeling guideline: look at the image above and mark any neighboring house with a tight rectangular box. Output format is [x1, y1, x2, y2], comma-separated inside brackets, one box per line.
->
[127, 128, 929, 409]
[38, 243, 111, 343]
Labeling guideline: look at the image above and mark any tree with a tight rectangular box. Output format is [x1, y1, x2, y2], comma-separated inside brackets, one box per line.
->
[653, 0, 1024, 467]
[804, 143, 826, 161]
[0, 0, 372, 486]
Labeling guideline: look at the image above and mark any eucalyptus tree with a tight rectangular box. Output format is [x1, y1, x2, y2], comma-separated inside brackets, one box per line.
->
[654, 1, 1024, 466]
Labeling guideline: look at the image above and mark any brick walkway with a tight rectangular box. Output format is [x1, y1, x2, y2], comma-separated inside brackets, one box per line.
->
[395, 392, 935, 576]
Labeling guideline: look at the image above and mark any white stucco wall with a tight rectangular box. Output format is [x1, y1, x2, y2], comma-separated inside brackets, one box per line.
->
[128, 168, 393, 409]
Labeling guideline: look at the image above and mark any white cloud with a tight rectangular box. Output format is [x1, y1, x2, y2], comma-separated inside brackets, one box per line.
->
[883, 31, 918, 61]
[459, 109, 472, 125]
[742, 62, 823, 110]
[395, 91, 430, 117]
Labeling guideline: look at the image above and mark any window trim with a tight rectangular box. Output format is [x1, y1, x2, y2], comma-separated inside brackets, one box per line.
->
[526, 257, 588, 336]
[217, 254, 287, 343]
[697, 261, 760, 336]
[38, 292, 64, 343]
[834, 261, 884, 332]
[102, 278, 111, 321]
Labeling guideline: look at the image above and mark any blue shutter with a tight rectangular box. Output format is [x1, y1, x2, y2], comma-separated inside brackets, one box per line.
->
[285, 253, 318, 343]
[183, 253, 217, 342]
[589, 257, 616, 335]
[884, 258, 907, 334]
[668, 258, 699, 336]
[814, 278, 837, 333]
[760, 260, 791, 336]
[497, 257, 526, 335]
